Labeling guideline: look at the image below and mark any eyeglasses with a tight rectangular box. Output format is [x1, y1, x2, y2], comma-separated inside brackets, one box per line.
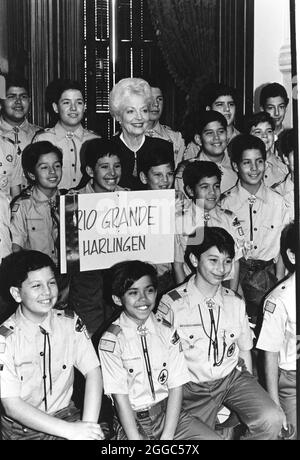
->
[5, 94, 30, 102]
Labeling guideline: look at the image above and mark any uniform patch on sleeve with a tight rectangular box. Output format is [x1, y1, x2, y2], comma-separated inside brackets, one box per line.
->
[0, 343, 6, 353]
[157, 302, 170, 316]
[264, 300, 276, 314]
[99, 338, 116, 353]
[171, 330, 180, 345]
[168, 290, 182, 301]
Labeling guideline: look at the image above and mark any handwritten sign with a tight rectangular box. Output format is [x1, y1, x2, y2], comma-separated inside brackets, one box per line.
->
[60, 190, 175, 273]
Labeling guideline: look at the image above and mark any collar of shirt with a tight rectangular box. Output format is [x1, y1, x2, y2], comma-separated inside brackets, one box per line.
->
[14, 306, 54, 339]
[235, 181, 268, 205]
[118, 311, 157, 337]
[199, 150, 231, 168]
[120, 132, 146, 152]
[147, 121, 163, 137]
[54, 122, 85, 142]
[186, 275, 225, 311]
[0, 116, 32, 135]
[31, 186, 59, 207]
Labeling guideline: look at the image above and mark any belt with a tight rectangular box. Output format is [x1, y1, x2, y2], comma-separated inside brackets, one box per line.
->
[134, 399, 167, 420]
[240, 258, 274, 270]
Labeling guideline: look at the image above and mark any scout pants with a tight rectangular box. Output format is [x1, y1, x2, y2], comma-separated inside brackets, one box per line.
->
[279, 369, 296, 439]
[113, 397, 221, 440]
[1, 402, 80, 440]
[182, 364, 283, 440]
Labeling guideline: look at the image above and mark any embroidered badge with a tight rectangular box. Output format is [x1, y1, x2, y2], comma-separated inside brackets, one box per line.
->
[0, 325, 13, 338]
[158, 369, 168, 385]
[99, 339, 116, 353]
[171, 330, 180, 345]
[264, 300, 276, 314]
[157, 302, 169, 316]
[227, 343, 236, 357]
[168, 290, 182, 301]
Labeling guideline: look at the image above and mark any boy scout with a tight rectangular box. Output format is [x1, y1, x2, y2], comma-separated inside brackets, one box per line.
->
[146, 82, 185, 168]
[220, 134, 289, 323]
[245, 111, 288, 189]
[0, 250, 103, 440]
[256, 223, 296, 439]
[33, 79, 100, 190]
[157, 227, 283, 440]
[174, 161, 243, 288]
[0, 134, 22, 199]
[99, 260, 219, 440]
[259, 83, 289, 137]
[0, 73, 40, 189]
[275, 129, 294, 222]
[10, 141, 63, 265]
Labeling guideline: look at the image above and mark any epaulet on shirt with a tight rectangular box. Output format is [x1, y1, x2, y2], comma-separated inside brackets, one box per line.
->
[0, 325, 14, 338]
[106, 324, 122, 337]
[63, 309, 75, 319]
[167, 289, 182, 302]
[31, 128, 47, 142]
[223, 287, 242, 300]
[222, 208, 234, 217]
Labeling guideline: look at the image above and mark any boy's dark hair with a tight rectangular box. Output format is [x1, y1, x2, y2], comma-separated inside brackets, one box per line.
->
[186, 226, 235, 261]
[0, 250, 57, 302]
[3, 73, 29, 94]
[138, 138, 174, 175]
[22, 141, 63, 184]
[196, 110, 227, 137]
[230, 134, 266, 164]
[244, 111, 275, 133]
[204, 83, 237, 107]
[81, 138, 121, 173]
[110, 260, 158, 300]
[52, 79, 84, 104]
[278, 128, 295, 157]
[183, 161, 222, 195]
[259, 83, 289, 107]
[280, 223, 296, 273]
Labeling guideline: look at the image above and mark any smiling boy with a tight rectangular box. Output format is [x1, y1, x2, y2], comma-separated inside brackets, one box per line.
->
[260, 83, 289, 137]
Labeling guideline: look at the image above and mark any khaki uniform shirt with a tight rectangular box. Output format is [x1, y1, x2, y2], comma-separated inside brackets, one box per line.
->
[146, 122, 185, 167]
[0, 135, 22, 198]
[11, 187, 60, 263]
[0, 191, 11, 262]
[220, 181, 289, 261]
[157, 276, 253, 383]
[264, 154, 289, 189]
[99, 312, 190, 411]
[274, 174, 294, 223]
[0, 307, 100, 414]
[33, 123, 100, 190]
[256, 273, 296, 371]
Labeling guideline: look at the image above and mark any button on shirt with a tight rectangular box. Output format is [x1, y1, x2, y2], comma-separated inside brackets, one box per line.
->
[11, 187, 60, 263]
[220, 181, 289, 261]
[0, 191, 11, 262]
[99, 312, 190, 411]
[256, 273, 296, 371]
[157, 276, 253, 383]
[146, 122, 185, 167]
[0, 136, 22, 198]
[33, 122, 100, 190]
[0, 307, 100, 414]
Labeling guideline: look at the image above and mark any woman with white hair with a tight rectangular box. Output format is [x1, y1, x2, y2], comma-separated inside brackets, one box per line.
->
[110, 77, 167, 190]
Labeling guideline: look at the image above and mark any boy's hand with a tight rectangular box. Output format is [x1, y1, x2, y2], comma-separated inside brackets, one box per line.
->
[67, 421, 105, 440]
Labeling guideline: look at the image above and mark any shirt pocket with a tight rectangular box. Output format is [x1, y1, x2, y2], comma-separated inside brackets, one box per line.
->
[179, 325, 205, 351]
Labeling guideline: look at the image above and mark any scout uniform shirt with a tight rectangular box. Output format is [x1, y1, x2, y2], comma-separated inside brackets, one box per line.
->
[0, 135, 22, 198]
[263, 153, 289, 189]
[11, 187, 60, 264]
[157, 276, 253, 383]
[0, 191, 11, 262]
[0, 117, 41, 188]
[256, 273, 296, 371]
[99, 312, 190, 411]
[146, 121, 186, 168]
[220, 181, 289, 261]
[33, 122, 100, 190]
[273, 173, 294, 223]
[0, 307, 100, 414]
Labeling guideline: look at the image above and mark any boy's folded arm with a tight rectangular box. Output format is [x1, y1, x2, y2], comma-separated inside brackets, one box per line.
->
[1, 396, 102, 440]
[113, 393, 142, 440]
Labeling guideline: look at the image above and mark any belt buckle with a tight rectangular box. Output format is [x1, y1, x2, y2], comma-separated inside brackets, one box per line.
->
[137, 409, 150, 420]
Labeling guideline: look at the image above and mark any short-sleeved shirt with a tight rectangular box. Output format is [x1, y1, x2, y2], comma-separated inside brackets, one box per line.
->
[256, 273, 296, 371]
[99, 312, 190, 411]
[157, 276, 253, 383]
[146, 122, 185, 167]
[11, 187, 60, 263]
[220, 181, 289, 261]
[0, 191, 11, 262]
[273, 174, 294, 223]
[0, 135, 22, 198]
[263, 153, 289, 189]
[0, 307, 100, 414]
[33, 122, 100, 190]
[0, 117, 41, 188]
